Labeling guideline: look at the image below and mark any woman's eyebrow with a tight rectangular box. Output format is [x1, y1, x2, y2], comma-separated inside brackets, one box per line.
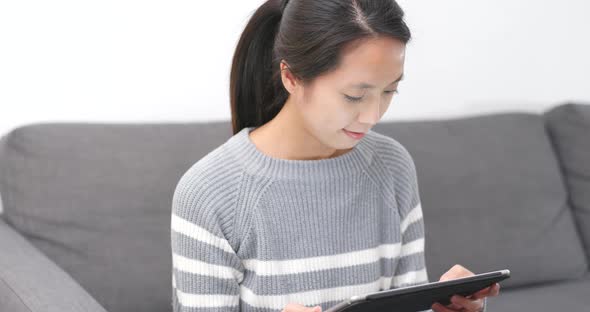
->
[348, 72, 404, 89]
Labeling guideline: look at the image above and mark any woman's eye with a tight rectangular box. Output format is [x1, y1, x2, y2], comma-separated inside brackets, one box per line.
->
[345, 90, 398, 103]
[345, 95, 363, 103]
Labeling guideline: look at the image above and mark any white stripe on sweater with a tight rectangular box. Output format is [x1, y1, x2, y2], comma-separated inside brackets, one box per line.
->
[173, 269, 428, 309]
[392, 267, 429, 287]
[171, 213, 235, 254]
[172, 253, 244, 282]
[400, 237, 424, 257]
[242, 243, 402, 275]
[242, 269, 426, 308]
[400, 202, 423, 233]
[175, 288, 240, 308]
[171, 234, 423, 280]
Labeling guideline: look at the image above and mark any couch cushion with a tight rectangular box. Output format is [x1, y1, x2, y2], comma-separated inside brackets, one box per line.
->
[544, 102, 590, 262]
[373, 112, 588, 289]
[485, 273, 590, 311]
[0, 219, 107, 312]
[0, 121, 233, 312]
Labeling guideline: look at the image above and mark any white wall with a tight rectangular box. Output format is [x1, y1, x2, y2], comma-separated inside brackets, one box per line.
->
[0, 0, 589, 138]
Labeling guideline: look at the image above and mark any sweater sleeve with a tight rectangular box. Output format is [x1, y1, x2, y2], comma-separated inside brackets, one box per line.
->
[170, 169, 245, 312]
[391, 144, 429, 289]
[389, 144, 432, 312]
[390, 145, 488, 312]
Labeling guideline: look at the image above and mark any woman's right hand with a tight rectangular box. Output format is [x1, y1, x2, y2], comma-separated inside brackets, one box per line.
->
[281, 302, 322, 312]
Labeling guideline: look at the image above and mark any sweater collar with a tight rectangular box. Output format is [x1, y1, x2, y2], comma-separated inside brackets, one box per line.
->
[228, 126, 375, 181]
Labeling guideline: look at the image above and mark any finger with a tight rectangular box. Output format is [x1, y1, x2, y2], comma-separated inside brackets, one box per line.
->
[447, 302, 463, 310]
[491, 283, 500, 296]
[283, 303, 320, 312]
[491, 283, 501, 296]
[432, 302, 460, 312]
[450, 295, 483, 312]
[283, 303, 306, 312]
[440, 264, 475, 282]
[470, 286, 491, 299]
[435, 301, 462, 310]
[309, 305, 321, 312]
[471, 283, 501, 300]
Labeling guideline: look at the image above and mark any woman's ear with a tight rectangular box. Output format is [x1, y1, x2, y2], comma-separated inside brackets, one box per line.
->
[280, 60, 298, 94]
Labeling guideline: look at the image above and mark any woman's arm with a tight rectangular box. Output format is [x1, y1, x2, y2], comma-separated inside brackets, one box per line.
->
[391, 145, 489, 312]
[390, 142, 489, 312]
[170, 172, 245, 312]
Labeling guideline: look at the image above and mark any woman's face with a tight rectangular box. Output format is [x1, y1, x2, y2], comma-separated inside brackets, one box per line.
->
[284, 36, 406, 151]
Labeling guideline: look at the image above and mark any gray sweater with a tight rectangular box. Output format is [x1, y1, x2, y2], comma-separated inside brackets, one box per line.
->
[170, 126, 486, 312]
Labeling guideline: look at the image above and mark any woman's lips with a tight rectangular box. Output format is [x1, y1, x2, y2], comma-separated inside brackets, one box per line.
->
[343, 129, 366, 139]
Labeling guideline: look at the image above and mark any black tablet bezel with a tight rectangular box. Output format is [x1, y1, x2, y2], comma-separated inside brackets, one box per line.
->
[369, 269, 510, 299]
[325, 269, 510, 312]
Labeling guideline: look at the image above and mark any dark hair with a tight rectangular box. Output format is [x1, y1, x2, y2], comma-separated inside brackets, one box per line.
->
[229, 0, 412, 135]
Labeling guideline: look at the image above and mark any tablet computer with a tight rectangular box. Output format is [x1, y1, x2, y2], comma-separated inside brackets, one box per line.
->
[325, 269, 510, 312]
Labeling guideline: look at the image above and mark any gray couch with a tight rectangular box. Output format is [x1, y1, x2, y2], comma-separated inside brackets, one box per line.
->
[0, 102, 588, 312]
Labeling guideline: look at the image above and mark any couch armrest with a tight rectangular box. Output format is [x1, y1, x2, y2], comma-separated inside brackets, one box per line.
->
[0, 218, 108, 312]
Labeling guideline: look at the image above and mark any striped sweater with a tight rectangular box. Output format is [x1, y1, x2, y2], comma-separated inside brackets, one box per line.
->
[170, 126, 486, 312]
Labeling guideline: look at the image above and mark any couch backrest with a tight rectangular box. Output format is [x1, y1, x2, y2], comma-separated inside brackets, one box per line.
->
[0, 106, 588, 312]
[0, 121, 233, 312]
[544, 103, 590, 263]
[373, 108, 588, 288]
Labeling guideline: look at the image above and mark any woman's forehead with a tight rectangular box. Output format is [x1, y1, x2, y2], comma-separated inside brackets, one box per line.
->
[306, 37, 405, 89]
[331, 37, 403, 72]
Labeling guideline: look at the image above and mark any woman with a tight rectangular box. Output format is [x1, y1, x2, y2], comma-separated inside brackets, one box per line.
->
[170, 0, 501, 311]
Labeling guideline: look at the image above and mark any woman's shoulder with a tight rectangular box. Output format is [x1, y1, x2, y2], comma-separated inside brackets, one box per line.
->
[172, 141, 244, 212]
[369, 129, 421, 207]
[171, 141, 247, 249]
[367, 129, 416, 172]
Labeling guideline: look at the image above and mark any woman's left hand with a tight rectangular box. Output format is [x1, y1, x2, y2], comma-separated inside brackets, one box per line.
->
[431, 264, 501, 312]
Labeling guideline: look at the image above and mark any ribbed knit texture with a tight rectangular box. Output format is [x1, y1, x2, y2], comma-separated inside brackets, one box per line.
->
[170, 126, 486, 312]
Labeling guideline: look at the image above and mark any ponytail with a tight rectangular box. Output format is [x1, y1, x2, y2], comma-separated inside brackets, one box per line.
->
[229, 0, 289, 135]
